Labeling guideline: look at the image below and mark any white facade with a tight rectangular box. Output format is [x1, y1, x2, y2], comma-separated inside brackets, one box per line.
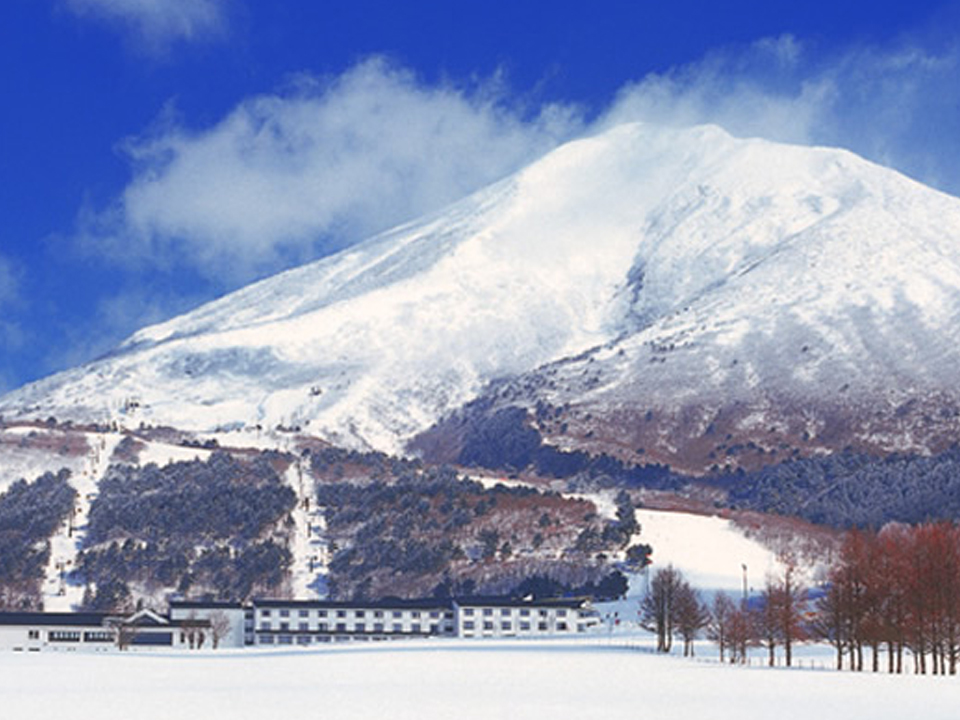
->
[0, 608, 210, 652]
[453, 601, 599, 639]
[1, 597, 600, 651]
[169, 603, 247, 648]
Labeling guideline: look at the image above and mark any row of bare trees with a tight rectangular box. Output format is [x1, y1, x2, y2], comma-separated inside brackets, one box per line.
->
[816, 523, 960, 675]
[643, 522, 960, 675]
[641, 561, 806, 666]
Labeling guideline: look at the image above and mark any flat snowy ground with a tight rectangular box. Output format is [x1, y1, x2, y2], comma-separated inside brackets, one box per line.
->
[5, 637, 960, 720]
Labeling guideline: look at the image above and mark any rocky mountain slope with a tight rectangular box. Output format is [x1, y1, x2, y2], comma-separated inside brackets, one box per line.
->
[4, 122, 960, 474]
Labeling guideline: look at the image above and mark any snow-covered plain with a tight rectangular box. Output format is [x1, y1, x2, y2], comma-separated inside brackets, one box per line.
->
[4, 638, 960, 720]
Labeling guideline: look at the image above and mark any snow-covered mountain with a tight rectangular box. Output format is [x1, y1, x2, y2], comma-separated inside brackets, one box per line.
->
[5, 122, 960, 471]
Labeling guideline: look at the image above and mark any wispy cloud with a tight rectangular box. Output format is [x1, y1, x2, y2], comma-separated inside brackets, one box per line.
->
[63, 0, 229, 49]
[598, 34, 960, 193]
[0, 256, 25, 390]
[77, 58, 582, 283]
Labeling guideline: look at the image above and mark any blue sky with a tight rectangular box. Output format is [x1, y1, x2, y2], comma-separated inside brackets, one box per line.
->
[2, 0, 960, 393]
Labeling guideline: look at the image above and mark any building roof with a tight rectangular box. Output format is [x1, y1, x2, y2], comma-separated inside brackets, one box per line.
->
[170, 600, 245, 610]
[0, 612, 110, 627]
[452, 596, 590, 609]
[252, 598, 454, 611]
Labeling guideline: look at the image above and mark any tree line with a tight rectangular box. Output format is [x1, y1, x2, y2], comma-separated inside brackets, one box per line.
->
[817, 522, 960, 675]
[643, 521, 960, 676]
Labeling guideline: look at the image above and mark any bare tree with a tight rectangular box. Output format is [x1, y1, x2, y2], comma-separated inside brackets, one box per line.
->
[640, 565, 683, 653]
[775, 555, 806, 667]
[708, 591, 737, 663]
[208, 610, 232, 650]
[726, 605, 755, 664]
[674, 581, 709, 657]
[758, 581, 780, 667]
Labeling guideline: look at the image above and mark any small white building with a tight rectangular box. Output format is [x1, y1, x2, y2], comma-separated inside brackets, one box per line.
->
[0, 608, 211, 652]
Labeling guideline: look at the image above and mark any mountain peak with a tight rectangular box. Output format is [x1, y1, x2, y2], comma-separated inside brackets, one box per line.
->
[5, 122, 960, 468]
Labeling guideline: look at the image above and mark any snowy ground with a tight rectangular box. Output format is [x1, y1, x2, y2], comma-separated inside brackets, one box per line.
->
[4, 637, 960, 720]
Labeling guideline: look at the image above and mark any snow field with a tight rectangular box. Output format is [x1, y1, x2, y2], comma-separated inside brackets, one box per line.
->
[4, 638, 960, 720]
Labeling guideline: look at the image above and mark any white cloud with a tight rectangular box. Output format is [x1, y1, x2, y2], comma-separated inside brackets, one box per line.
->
[64, 0, 228, 47]
[596, 34, 960, 194]
[0, 256, 25, 376]
[79, 58, 583, 282]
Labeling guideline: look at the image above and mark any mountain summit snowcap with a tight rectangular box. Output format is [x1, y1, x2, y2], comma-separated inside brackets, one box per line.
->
[5, 122, 960, 466]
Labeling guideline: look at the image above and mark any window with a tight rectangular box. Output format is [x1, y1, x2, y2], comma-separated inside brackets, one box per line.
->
[261, 609, 272, 617]
[483, 622, 494, 631]
[539, 610, 548, 617]
[27, 630, 40, 640]
[557, 610, 567, 617]
[374, 623, 384, 633]
[278, 635, 293, 645]
[280, 622, 290, 631]
[374, 611, 384, 619]
[429, 611, 440, 619]
[411, 624, 421, 634]
[355, 623, 366, 633]
[392, 623, 403, 633]
[259, 635, 275, 645]
[318, 610, 328, 618]
[260, 621, 272, 631]
[318, 622, 328, 631]
[299, 610, 309, 618]
[430, 624, 439, 635]
[520, 622, 531, 631]
[538, 622, 548, 631]
[411, 611, 421, 618]
[280, 609, 290, 618]
[299, 622, 309, 632]
[393, 611, 402, 619]
[501, 621, 512, 631]
[463, 608, 474, 617]
[483, 608, 493, 617]
[557, 622, 568, 631]
[83, 630, 115, 643]
[297, 636, 311, 645]
[336, 623, 347, 632]
[520, 609, 530, 617]
[464, 621, 475, 630]
[336, 610, 347, 618]
[355, 610, 366, 618]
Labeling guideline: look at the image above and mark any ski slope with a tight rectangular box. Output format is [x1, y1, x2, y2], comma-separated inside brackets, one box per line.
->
[632, 508, 785, 595]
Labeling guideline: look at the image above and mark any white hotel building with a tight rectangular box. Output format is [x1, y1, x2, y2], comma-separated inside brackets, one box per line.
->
[1, 596, 600, 651]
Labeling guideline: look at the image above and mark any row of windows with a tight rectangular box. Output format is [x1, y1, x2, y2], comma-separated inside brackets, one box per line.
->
[259, 622, 452, 634]
[259, 608, 451, 620]
[462, 621, 561, 632]
[461, 608, 567, 618]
